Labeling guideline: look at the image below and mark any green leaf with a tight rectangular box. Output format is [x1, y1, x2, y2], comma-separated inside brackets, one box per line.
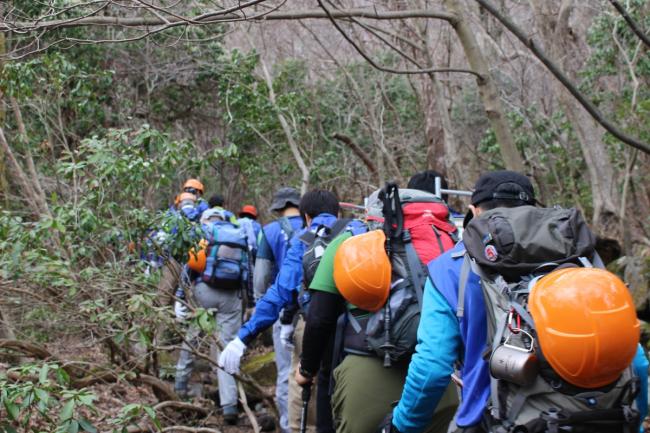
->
[35, 388, 49, 404]
[78, 393, 96, 407]
[56, 368, 71, 386]
[143, 406, 161, 431]
[0, 423, 18, 433]
[60, 399, 75, 422]
[67, 420, 79, 433]
[39, 364, 50, 384]
[78, 419, 97, 433]
[3, 400, 19, 421]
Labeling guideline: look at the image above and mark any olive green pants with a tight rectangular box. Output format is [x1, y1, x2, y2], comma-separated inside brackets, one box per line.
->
[332, 354, 458, 433]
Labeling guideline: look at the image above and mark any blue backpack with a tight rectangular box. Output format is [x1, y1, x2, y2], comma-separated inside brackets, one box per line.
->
[201, 220, 250, 290]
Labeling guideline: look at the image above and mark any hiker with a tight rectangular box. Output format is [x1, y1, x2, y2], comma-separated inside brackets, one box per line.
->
[379, 170, 649, 433]
[174, 207, 252, 425]
[157, 191, 201, 308]
[206, 193, 237, 224]
[247, 187, 303, 433]
[219, 189, 364, 433]
[238, 204, 262, 241]
[180, 179, 209, 222]
[294, 171, 459, 433]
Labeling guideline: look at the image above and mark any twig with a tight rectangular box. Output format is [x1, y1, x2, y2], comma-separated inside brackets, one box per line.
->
[238, 382, 260, 433]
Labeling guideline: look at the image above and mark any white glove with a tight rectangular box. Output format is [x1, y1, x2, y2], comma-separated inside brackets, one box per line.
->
[174, 301, 189, 321]
[280, 324, 295, 350]
[219, 338, 246, 374]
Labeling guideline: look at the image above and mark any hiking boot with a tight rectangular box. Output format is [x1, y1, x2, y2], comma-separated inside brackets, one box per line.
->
[223, 404, 238, 425]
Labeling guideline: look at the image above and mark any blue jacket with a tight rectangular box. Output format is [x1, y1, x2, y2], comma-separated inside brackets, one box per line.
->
[393, 242, 488, 432]
[238, 214, 363, 343]
[393, 242, 649, 433]
[257, 216, 303, 273]
[182, 199, 209, 222]
[239, 213, 338, 344]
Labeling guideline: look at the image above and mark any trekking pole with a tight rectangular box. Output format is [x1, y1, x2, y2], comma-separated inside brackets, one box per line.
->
[299, 383, 312, 433]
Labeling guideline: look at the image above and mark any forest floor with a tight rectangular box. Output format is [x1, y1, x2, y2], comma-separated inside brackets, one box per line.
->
[43, 334, 277, 432]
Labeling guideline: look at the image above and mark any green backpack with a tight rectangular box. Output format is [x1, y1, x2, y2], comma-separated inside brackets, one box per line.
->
[461, 206, 640, 433]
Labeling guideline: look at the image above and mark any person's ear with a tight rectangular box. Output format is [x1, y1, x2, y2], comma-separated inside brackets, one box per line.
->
[469, 204, 482, 217]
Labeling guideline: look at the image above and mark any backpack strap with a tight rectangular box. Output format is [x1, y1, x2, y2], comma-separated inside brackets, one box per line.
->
[329, 218, 352, 240]
[592, 252, 605, 269]
[403, 230, 426, 307]
[457, 254, 471, 318]
[299, 230, 317, 245]
[278, 216, 296, 241]
[431, 225, 445, 255]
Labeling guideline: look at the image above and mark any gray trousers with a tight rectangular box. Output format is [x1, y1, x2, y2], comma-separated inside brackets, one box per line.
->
[273, 320, 292, 433]
[175, 282, 242, 409]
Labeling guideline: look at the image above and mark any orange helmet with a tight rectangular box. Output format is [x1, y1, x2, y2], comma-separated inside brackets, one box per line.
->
[178, 192, 196, 202]
[239, 205, 258, 219]
[333, 230, 391, 312]
[183, 179, 204, 195]
[529, 267, 639, 389]
[187, 239, 208, 272]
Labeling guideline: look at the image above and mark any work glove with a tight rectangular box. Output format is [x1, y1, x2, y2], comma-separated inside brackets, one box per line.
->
[219, 338, 246, 374]
[279, 323, 295, 351]
[377, 412, 401, 433]
[174, 300, 189, 321]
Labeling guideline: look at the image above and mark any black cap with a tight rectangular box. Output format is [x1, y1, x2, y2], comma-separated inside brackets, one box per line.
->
[471, 170, 535, 206]
[463, 171, 535, 228]
[269, 187, 301, 212]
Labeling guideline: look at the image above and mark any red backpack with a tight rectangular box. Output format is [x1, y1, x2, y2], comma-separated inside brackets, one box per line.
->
[367, 187, 458, 264]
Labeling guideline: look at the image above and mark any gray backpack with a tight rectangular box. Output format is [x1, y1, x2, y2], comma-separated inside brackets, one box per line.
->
[461, 206, 640, 433]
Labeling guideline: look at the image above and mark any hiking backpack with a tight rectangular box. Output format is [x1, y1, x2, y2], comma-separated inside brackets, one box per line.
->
[300, 217, 352, 289]
[460, 206, 640, 433]
[342, 183, 458, 367]
[201, 220, 250, 290]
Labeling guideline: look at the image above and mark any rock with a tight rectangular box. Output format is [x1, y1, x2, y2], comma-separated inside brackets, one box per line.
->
[242, 350, 277, 387]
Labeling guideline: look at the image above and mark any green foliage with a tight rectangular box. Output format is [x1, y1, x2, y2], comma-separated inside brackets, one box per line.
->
[0, 363, 98, 433]
[0, 362, 161, 433]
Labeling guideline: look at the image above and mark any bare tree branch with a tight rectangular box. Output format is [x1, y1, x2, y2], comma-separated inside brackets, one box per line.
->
[316, 0, 481, 78]
[474, 0, 650, 155]
[608, 0, 650, 48]
[0, 8, 458, 32]
[332, 133, 378, 178]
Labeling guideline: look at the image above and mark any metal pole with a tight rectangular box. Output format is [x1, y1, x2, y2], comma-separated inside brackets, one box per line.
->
[300, 383, 312, 433]
[439, 188, 473, 197]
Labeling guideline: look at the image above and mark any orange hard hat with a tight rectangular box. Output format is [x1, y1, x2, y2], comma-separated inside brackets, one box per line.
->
[333, 230, 391, 312]
[239, 205, 258, 219]
[183, 178, 204, 194]
[187, 239, 208, 272]
[529, 267, 639, 389]
[178, 192, 196, 203]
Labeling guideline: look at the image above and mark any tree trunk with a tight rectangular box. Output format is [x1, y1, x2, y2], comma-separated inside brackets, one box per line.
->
[530, 0, 620, 234]
[444, 0, 525, 173]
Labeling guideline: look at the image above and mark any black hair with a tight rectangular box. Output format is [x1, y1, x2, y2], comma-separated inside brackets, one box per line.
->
[208, 194, 225, 208]
[299, 189, 340, 222]
[408, 170, 449, 202]
[239, 211, 257, 220]
[477, 199, 529, 211]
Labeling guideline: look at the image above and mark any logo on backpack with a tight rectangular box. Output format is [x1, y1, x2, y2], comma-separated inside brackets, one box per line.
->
[484, 244, 498, 262]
